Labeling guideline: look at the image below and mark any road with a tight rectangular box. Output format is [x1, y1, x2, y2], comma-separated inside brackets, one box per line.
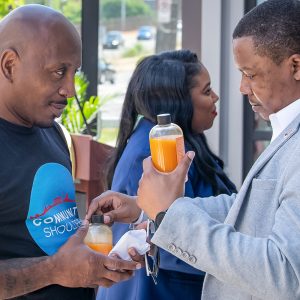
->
[97, 28, 181, 128]
[98, 30, 156, 127]
[97, 71, 129, 127]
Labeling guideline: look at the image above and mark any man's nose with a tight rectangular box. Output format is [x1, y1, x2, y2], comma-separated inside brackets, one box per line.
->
[240, 76, 252, 95]
[58, 77, 76, 98]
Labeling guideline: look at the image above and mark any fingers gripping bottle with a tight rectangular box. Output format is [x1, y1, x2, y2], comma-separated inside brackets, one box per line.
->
[84, 215, 113, 255]
[149, 113, 185, 172]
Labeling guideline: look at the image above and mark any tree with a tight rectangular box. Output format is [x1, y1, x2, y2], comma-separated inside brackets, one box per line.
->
[24, 0, 81, 25]
[0, 0, 24, 18]
[101, 0, 152, 20]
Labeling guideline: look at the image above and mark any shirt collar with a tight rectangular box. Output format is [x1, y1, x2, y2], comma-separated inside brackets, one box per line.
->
[269, 98, 300, 143]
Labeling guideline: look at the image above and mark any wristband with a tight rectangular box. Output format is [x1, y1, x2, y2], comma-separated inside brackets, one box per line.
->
[132, 210, 144, 225]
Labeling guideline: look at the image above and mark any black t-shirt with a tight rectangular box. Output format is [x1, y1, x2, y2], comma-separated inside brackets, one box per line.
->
[0, 118, 94, 299]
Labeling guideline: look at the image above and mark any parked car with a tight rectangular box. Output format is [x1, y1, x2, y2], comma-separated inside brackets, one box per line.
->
[98, 59, 116, 84]
[102, 31, 124, 49]
[137, 26, 154, 40]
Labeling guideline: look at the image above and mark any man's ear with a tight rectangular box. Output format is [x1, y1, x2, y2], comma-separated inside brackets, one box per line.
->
[0, 49, 19, 82]
[290, 54, 300, 80]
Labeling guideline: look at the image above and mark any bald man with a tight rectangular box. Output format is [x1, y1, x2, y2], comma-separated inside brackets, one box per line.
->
[0, 5, 140, 300]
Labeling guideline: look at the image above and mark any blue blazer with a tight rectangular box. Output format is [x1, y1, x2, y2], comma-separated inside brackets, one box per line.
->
[98, 118, 236, 300]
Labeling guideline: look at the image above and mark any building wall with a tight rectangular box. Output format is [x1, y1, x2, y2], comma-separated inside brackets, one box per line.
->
[219, 0, 244, 188]
[183, 0, 245, 188]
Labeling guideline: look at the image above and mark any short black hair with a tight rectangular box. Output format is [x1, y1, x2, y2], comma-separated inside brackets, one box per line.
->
[233, 0, 300, 64]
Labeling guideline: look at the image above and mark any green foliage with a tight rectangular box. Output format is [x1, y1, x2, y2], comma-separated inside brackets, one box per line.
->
[98, 127, 119, 146]
[0, 0, 24, 18]
[126, 0, 152, 17]
[61, 0, 81, 24]
[101, 0, 152, 20]
[24, 0, 81, 24]
[61, 72, 110, 134]
[122, 43, 146, 58]
[24, 0, 47, 4]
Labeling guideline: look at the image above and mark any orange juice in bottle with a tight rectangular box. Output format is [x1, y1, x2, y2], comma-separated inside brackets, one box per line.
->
[149, 113, 185, 172]
[84, 215, 113, 255]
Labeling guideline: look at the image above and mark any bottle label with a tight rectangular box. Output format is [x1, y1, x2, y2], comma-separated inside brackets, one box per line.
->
[176, 136, 185, 164]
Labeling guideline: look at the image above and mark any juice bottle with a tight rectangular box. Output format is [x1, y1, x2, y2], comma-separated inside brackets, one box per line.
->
[149, 113, 185, 172]
[84, 215, 113, 255]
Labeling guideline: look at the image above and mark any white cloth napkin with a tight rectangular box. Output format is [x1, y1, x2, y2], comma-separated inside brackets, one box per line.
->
[109, 229, 150, 261]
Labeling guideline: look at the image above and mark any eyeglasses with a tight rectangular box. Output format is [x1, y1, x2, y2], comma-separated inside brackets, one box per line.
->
[145, 219, 160, 285]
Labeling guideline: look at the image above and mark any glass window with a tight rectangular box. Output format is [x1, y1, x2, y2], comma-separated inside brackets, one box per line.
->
[254, 114, 272, 132]
[254, 140, 270, 161]
[256, 0, 267, 4]
[23, 0, 82, 31]
[98, 0, 182, 146]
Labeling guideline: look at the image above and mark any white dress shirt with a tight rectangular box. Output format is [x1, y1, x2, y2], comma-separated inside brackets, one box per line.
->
[269, 98, 300, 143]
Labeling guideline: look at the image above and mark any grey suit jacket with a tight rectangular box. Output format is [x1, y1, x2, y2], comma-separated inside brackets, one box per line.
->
[152, 113, 300, 299]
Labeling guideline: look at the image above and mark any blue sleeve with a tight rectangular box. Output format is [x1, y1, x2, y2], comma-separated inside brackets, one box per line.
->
[184, 162, 196, 198]
[125, 152, 147, 195]
[110, 135, 150, 245]
[111, 134, 150, 196]
[185, 160, 213, 198]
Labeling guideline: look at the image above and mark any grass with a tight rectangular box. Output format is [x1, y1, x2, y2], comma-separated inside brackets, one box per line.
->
[98, 127, 119, 147]
[122, 43, 146, 58]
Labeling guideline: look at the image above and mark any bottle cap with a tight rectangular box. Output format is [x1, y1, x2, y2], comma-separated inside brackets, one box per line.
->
[91, 214, 104, 224]
[157, 113, 171, 125]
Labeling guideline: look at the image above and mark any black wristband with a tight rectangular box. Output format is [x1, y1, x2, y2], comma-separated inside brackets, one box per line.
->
[154, 210, 167, 230]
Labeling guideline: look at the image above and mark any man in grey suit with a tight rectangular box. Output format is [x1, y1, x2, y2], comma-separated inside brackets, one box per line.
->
[87, 0, 300, 299]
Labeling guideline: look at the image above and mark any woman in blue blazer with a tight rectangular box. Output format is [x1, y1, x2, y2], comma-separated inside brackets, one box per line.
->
[98, 50, 236, 300]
